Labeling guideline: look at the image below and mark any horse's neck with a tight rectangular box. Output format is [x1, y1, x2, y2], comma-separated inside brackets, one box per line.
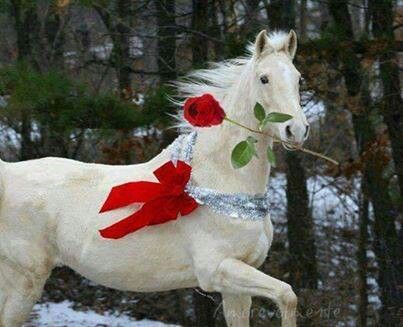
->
[190, 91, 271, 194]
[191, 128, 271, 195]
[177, 59, 272, 194]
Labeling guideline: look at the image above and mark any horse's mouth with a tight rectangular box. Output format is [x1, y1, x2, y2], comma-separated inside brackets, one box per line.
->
[282, 142, 298, 151]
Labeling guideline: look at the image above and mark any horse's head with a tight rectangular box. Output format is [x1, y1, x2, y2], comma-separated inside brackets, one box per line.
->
[252, 30, 309, 148]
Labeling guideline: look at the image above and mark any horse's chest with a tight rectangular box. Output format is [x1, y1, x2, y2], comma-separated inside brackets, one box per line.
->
[234, 223, 272, 268]
[208, 215, 272, 268]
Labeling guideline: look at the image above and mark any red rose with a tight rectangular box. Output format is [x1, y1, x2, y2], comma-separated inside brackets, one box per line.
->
[183, 94, 226, 127]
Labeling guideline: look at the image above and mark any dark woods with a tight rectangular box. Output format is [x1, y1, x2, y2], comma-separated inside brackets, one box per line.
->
[0, 0, 401, 326]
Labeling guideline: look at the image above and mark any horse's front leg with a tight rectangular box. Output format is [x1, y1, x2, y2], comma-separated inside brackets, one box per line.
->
[222, 294, 251, 327]
[199, 258, 297, 327]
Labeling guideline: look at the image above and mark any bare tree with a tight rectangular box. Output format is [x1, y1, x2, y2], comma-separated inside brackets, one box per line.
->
[357, 183, 369, 327]
[370, 1, 403, 199]
[156, 0, 177, 82]
[327, 1, 400, 324]
[10, 0, 38, 160]
[92, 0, 134, 94]
[191, 0, 209, 68]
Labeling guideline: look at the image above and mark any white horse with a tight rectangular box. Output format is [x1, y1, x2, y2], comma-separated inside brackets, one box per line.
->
[0, 30, 309, 327]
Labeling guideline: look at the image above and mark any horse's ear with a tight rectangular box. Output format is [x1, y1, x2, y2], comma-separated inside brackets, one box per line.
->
[287, 30, 298, 59]
[254, 29, 270, 57]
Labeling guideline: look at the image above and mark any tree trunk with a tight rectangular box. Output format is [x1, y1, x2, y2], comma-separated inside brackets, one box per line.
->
[265, 0, 282, 30]
[115, 0, 135, 164]
[266, 0, 295, 31]
[10, 0, 38, 65]
[115, 0, 133, 94]
[363, 146, 400, 326]
[299, 0, 307, 41]
[191, 0, 209, 68]
[327, 1, 400, 324]
[156, 0, 177, 82]
[10, 0, 38, 160]
[285, 152, 318, 290]
[242, 0, 261, 37]
[94, 0, 133, 93]
[357, 182, 369, 327]
[93, 1, 135, 164]
[44, 10, 65, 69]
[210, 0, 223, 60]
[19, 113, 33, 160]
[370, 0, 403, 199]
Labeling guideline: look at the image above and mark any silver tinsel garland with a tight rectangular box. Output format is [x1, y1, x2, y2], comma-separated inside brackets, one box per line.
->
[170, 131, 269, 221]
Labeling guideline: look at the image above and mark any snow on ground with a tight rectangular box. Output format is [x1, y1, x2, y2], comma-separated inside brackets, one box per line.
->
[25, 301, 178, 327]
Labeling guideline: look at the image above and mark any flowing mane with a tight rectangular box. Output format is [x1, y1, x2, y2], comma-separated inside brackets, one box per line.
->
[174, 57, 249, 101]
[173, 31, 291, 103]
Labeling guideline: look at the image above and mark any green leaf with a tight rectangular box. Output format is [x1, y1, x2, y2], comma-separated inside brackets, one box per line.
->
[261, 112, 293, 128]
[253, 102, 266, 122]
[266, 146, 276, 167]
[231, 140, 256, 169]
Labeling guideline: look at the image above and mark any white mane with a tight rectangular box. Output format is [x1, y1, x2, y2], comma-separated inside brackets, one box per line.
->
[174, 57, 249, 102]
[173, 31, 290, 112]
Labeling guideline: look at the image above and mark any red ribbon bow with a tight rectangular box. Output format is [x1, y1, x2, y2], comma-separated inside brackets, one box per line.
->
[99, 160, 198, 239]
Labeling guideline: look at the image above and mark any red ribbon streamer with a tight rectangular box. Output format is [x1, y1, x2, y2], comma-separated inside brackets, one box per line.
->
[99, 160, 198, 239]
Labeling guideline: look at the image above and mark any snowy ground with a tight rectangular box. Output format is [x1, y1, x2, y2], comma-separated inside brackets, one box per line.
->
[25, 301, 178, 327]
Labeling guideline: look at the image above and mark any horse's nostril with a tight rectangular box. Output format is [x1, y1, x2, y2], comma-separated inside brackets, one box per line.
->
[304, 125, 310, 138]
[286, 125, 292, 138]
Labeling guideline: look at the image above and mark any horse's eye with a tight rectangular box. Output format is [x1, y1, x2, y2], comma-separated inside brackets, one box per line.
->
[260, 76, 269, 84]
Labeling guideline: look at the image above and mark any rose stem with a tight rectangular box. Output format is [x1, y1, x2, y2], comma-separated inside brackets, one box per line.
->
[224, 117, 339, 166]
